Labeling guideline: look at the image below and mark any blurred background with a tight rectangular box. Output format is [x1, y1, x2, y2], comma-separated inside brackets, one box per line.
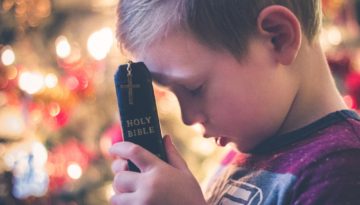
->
[0, 0, 360, 204]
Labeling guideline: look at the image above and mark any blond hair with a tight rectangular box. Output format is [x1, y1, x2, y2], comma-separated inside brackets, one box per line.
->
[116, 0, 322, 57]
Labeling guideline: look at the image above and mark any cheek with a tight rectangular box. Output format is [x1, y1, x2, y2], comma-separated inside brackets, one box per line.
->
[207, 80, 296, 147]
[205, 90, 252, 131]
[204, 79, 280, 138]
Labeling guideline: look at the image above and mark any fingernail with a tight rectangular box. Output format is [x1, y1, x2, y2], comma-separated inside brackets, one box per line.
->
[164, 134, 170, 141]
[165, 135, 175, 146]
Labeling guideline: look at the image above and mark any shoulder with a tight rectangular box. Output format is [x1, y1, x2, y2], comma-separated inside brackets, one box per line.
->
[290, 148, 360, 204]
[282, 114, 360, 170]
[260, 114, 360, 174]
[300, 115, 360, 159]
[289, 113, 360, 204]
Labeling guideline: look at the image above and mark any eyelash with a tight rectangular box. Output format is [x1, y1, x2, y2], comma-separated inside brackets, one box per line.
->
[188, 85, 203, 96]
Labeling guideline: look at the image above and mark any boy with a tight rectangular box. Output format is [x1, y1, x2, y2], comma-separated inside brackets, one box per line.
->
[110, 0, 360, 204]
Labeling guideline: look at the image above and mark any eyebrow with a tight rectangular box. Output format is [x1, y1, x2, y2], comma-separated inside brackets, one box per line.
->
[151, 73, 171, 86]
[150, 70, 192, 88]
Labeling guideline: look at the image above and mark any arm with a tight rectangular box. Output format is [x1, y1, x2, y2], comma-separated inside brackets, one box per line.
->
[109, 135, 208, 205]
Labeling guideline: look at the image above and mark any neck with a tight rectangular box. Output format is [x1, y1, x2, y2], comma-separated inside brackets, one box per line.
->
[277, 40, 348, 135]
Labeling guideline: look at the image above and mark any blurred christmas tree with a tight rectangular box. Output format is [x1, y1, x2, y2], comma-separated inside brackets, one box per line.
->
[0, 0, 360, 204]
[0, 0, 226, 204]
[321, 0, 360, 108]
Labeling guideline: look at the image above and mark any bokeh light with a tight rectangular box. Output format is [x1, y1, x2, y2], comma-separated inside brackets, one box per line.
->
[67, 163, 83, 180]
[87, 27, 114, 60]
[45, 73, 58, 88]
[18, 71, 45, 94]
[1, 46, 16, 66]
[48, 102, 61, 117]
[31, 142, 48, 168]
[327, 26, 343, 46]
[56, 36, 72, 59]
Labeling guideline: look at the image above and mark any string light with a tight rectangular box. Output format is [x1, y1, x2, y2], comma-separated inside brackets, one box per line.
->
[18, 71, 45, 94]
[67, 162, 83, 180]
[327, 26, 343, 46]
[65, 76, 80, 90]
[48, 102, 61, 117]
[1, 46, 16, 66]
[55, 36, 71, 59]
[87, 27, 114, 60]
[44, 73, 58, 88]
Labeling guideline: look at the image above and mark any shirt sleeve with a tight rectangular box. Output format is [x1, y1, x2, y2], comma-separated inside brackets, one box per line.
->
[291, 149, 360, 205]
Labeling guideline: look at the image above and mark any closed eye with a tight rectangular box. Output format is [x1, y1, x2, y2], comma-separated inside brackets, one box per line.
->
[188, 84, 203, 96]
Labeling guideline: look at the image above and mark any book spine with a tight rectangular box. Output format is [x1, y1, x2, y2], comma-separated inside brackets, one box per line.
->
[114, 62, 167, 172]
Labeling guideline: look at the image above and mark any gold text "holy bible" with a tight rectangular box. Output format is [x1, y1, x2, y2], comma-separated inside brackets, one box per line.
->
[126, 116, 155, 138]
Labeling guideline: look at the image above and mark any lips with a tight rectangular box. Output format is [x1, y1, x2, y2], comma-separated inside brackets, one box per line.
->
[203, 131, 229, 147]
[215, 136, 228, 147]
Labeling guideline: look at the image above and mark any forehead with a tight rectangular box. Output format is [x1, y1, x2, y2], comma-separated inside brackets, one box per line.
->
[134, 32, 220, 83]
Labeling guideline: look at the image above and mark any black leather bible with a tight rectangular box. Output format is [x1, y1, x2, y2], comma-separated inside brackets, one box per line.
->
[114, 61, 167, 172]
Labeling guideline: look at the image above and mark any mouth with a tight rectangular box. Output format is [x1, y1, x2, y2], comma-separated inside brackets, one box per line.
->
[215, 136, 229, 147]
[203, 133, 229, 147]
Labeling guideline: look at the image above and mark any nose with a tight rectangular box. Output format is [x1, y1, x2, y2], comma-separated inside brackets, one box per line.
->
[176, 93, 205, 126]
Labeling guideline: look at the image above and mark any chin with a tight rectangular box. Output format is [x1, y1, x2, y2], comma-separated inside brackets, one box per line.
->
[232, 141, 257, 153]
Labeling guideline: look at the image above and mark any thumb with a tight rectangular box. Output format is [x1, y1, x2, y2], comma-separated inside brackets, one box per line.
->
[164, 135, 189, 172]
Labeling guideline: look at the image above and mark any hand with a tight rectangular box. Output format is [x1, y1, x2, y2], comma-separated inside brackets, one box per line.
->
[109, 135, 207, 205]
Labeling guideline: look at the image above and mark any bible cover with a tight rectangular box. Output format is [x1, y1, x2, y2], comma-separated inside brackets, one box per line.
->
[114, 62, 167, 172]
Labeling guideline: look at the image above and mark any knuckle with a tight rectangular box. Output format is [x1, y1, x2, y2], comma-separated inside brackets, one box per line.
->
[127, 144, 142, 156]
[111, 159, 128, 173]
[113, 173, 125, 193]
[114, 172, 121, 182]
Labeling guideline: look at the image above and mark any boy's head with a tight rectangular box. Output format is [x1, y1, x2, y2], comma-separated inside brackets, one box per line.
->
[116, 0, 321, 57]
[116, 0, 324, 152]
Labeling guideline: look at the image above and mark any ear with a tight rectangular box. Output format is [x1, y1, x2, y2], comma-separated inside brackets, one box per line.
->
[257, 5, 302, 65]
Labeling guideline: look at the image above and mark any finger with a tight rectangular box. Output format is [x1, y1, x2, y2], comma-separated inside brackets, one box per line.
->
[111, 158, 128, 173]
[109, 150, 126, 161]
[110, 193, 133, 205]
[109, 142, 161, 172]
[113, 171, 139, 193]
[163, 135, 189, 172]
